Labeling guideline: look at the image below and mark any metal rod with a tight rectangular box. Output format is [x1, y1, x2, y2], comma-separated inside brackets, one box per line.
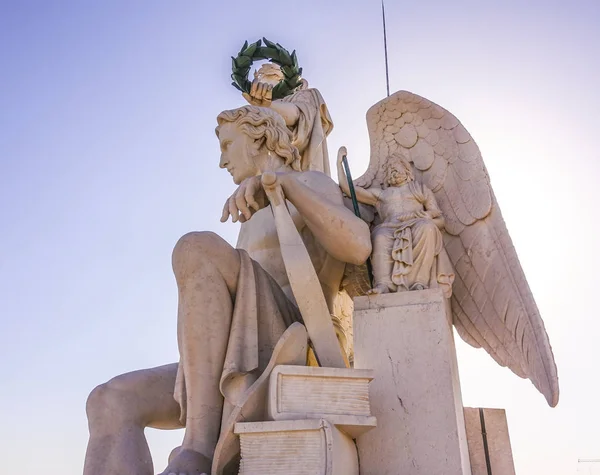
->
[341, 155, 374, 287]
[479, 408, 493, 475]
[381, 0, 390, 97]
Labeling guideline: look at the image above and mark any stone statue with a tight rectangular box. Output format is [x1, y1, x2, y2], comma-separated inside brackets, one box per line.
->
[83, 105, 371, 475]
[242, 63, 333, 175]
[337, 146, 454, 297]
[241, 62, 354, 355]
[341, 90, 559, 408]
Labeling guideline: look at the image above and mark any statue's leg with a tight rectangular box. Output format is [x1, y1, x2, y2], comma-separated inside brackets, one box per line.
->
[83, 363, 181, 475]
[409, 220, 442, 288]
[170, 231, 241, 467]
[369, 227, 395, 293]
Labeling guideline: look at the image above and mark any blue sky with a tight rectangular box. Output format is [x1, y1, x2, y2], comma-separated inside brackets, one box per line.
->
[1, 1, 599, 473]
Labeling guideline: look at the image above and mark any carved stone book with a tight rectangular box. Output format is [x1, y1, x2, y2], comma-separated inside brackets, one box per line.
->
[235, 419, 358, 475]
[267, 365, 376, 438]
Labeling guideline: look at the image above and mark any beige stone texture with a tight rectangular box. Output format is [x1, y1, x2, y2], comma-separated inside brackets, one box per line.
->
[267, 365, 376, 438]
[262, 172, 347, 368]
[354, 289, 471, 475]
[332, 290, 355, 364]
[211, 323, 308, 475]
[464, 408, 516, 475]
[234, 419, 359, 475]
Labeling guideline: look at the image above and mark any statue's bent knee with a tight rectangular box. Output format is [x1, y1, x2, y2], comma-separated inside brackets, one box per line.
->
[172, 231, 228, 276]
[418, 220, 439, 240]
[86, 382, 136, 425]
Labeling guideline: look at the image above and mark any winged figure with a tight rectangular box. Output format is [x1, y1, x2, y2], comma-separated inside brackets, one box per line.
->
[341, 90, 559, 407]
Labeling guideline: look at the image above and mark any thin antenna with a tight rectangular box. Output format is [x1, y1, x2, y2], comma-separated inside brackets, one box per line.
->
[381, 0, 390, 97]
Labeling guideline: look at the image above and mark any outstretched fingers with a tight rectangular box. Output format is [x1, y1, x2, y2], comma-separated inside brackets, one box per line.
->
[244, 179, 260, 211]
[220, 177, 264, 223]
[235, 189, 252, 221]
[220, 195, 240, 223]
[220, 199, 231, 222]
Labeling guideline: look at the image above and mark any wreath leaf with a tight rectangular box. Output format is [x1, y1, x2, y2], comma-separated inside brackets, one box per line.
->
[262, 37, 277, 48]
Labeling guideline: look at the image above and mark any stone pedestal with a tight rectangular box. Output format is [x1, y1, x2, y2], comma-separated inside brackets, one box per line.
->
[464, 408, 516, 475]
[354, 289, 471, 475]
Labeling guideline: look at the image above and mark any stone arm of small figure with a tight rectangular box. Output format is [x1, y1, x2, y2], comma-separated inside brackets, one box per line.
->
[277, 172, 372, 265]
[336, 147, 382, 206]
[422, 186, 445, 230]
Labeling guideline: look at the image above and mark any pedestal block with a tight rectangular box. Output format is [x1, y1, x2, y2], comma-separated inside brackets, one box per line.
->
[354, 289, 471, 475]
[464, 408, 516, 475]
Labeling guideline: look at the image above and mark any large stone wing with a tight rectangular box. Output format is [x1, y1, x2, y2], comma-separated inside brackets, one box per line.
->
[357, 90, 559, 406]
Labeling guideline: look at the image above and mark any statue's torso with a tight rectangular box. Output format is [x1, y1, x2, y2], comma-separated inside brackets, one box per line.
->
[377, 185, 422, 223]
[237, 206, 290, 292]
[236, 173, 345, 308]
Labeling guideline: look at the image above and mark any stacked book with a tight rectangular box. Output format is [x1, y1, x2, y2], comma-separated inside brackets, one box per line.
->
[234, 365, 377, 475]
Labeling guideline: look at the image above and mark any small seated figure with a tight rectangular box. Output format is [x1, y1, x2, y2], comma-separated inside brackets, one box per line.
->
[337, 147, 454, 297]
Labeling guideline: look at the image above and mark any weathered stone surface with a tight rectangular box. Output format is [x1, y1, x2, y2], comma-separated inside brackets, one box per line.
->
[464, 407, 516, 475]
[268, 365, 377, 438]
[235, 419, 359, 475]
[353, 289, 471, 475]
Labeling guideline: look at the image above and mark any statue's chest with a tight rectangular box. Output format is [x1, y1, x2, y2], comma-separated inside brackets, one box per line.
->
[378, 187, 419, 216]
[237, 208, 279, 255]
[237, 202, 304, 258]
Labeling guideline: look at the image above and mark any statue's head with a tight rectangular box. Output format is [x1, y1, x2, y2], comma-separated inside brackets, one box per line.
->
[215, 105, 301, 184]
[384, 153, 414, 187]
[253, 63, 284, 86]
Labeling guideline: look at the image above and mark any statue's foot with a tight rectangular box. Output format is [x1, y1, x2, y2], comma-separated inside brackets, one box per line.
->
[410, 283, 427, 291]
[159, 448, 211, 475]
[367, 284, 389, 295]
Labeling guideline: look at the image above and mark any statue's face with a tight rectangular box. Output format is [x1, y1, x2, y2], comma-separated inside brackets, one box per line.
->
[387, 164, 408, 186]
[217, 122, 259, 185]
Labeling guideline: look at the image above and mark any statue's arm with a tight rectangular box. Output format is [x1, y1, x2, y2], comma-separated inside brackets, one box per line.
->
[278, 172, 372, 265]
[336, 147, 381, 206]
[270, 100, 300, 127]
[422, 185, 444, 229]
[242, 81, 300, 126]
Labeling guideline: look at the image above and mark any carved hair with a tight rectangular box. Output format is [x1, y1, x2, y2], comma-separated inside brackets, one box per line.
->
[216, 106, 302, 171]
[384, 152, 414, 185]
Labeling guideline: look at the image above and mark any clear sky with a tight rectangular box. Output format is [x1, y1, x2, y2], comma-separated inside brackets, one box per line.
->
[1, 1, 599, 474]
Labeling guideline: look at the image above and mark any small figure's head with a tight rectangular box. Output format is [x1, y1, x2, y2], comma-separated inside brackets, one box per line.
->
[384, 153, 414, 187]
[253, 63, 284, 86]
[215, 105, 301, 184]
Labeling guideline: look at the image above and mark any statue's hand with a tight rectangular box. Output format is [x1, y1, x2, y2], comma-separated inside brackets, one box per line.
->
[220, 175, 267, 223]
[242, 79, 273, 107]
[337, 146, 348, 166]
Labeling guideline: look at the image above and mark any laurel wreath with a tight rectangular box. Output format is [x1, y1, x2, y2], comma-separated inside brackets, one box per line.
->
[231, 38, 303, 100]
